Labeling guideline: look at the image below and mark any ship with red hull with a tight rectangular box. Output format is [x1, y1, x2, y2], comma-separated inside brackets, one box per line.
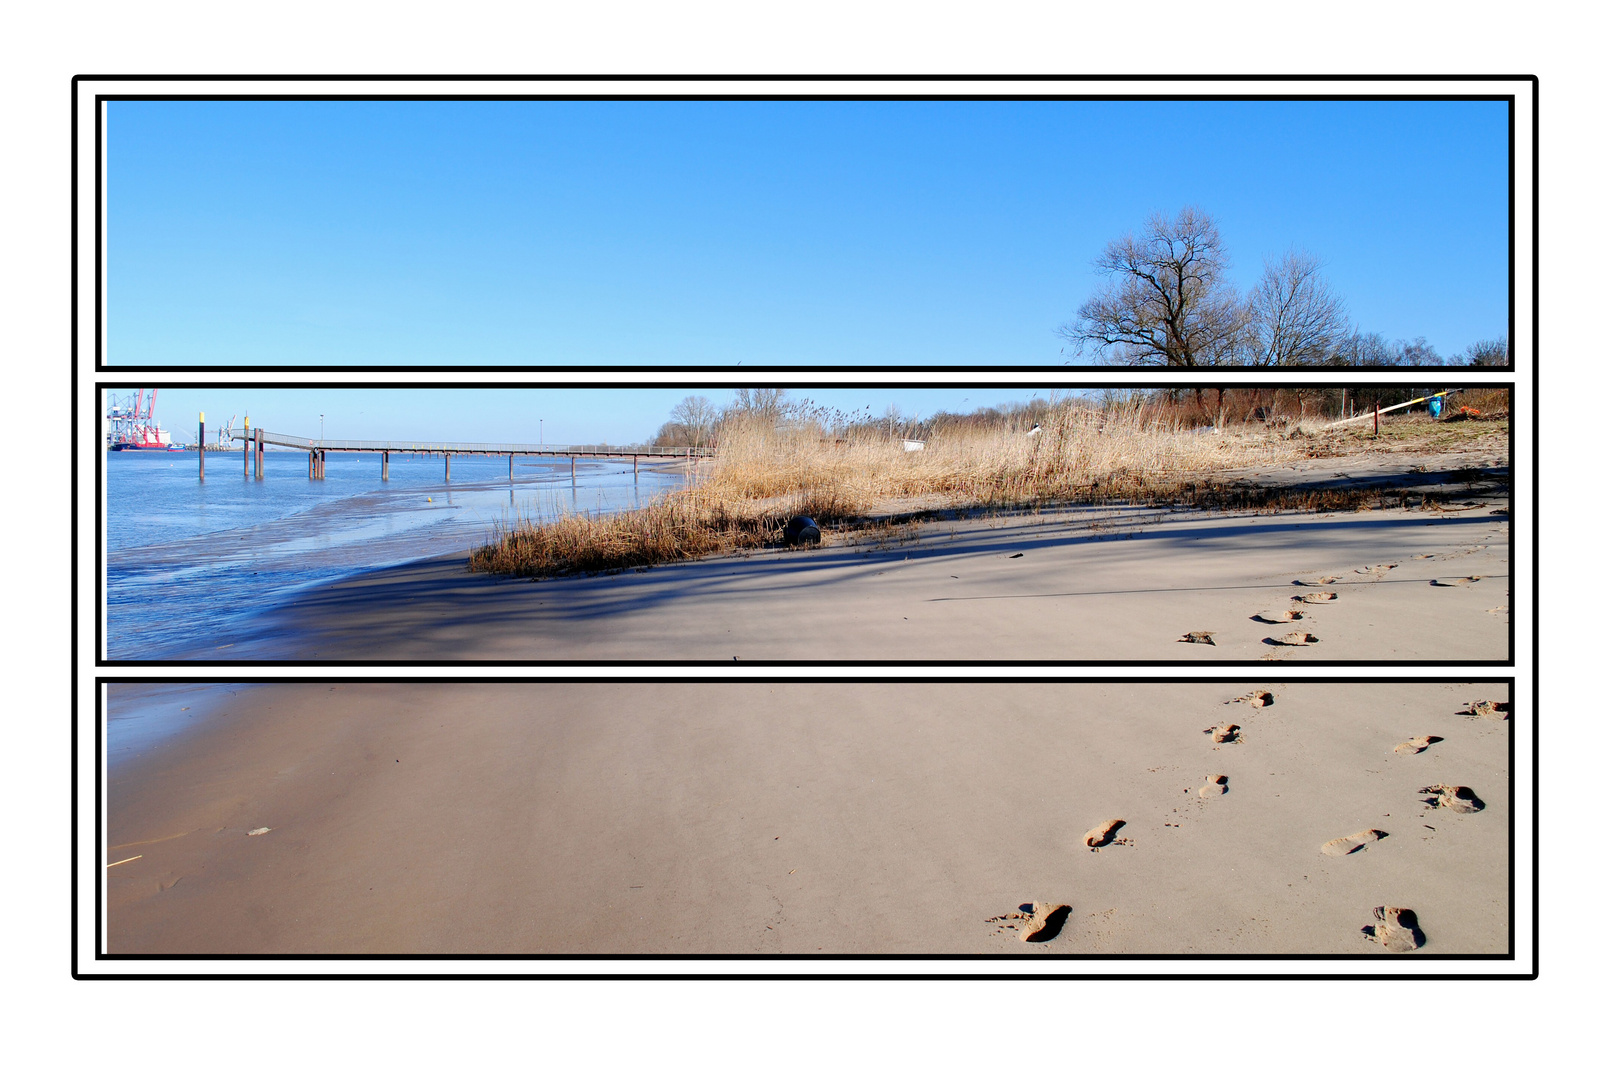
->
[106, 389, 181, 450]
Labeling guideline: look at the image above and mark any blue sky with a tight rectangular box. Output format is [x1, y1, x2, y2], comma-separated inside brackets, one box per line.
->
[107, 98, 1509, 367]
[107, 387, 1077, 445]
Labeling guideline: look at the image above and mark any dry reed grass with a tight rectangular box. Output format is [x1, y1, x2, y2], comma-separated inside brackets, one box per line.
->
[704, 405, 1310, 507]
[471, 403, 1315, 578]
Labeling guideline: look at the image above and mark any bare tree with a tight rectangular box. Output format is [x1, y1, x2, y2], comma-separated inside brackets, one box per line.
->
[1328, 328, 1399, 367]
[1244, 250, 1349, 366]
[1061, 207, 1247, 366]
[727, 388, 789, 422]
[1458, 336, 1510, 367]
[1395, 337, 1442, 367]
[651, 421, 693, 447]
[669, 395, 718, 445]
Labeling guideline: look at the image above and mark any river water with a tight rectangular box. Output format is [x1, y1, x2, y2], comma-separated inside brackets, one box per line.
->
[104, 448, 692, 659]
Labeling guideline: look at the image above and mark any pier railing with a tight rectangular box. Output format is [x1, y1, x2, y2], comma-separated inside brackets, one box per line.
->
[237, 431, 715, 457]
[222, 428, 714, 481]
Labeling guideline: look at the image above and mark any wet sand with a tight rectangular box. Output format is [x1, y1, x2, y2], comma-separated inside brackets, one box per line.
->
[243, 501, 1510, 662]
[104, 681, 1510, 955]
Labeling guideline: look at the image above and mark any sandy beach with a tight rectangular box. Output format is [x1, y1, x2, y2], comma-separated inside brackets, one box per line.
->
[194, 445, 1512, 663]
[241, 499, 1509, 663]
[105, 680, 1510, 955]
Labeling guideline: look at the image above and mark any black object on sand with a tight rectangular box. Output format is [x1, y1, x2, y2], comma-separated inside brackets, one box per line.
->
[783, 516, 821, 545]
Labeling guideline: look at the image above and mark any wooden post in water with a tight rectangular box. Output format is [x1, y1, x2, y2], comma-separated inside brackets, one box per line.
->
[319, 449, 326, 479]
[382, 450, 389, 481]
[445, 453, 451, 482]
[198, 413, 205, 479]
[633, 455, 638, 477]
[243, 418, 250, 478]
[508, 453, 513, 481]
[255, 430, 264, 480]
[308, 450, 314, 478]
[571, 456, 576, 479]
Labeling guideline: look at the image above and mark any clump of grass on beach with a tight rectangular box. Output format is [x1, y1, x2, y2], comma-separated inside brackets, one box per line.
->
[470, 403, 1318, 579]
[467, 488, 862, 578]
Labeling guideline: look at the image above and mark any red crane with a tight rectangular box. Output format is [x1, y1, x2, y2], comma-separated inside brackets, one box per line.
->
[107, 389, 175, 450]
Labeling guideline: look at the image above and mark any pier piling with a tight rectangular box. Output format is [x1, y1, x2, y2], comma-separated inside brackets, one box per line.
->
[198, 415, 205, 480]
[243, 421, 250, 478]
[255, 430, 264, 480]
[445, 453, 451, 482]
[382, 450, 389, 481]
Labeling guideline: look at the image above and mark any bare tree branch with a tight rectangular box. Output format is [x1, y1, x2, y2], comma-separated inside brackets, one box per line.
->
[1245, 250, 1349, 366]
[1062, 207, 1247, 366]
[669, 395, 718, 445]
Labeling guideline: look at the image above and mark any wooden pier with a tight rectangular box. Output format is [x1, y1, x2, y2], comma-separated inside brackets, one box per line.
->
[221, 429, 712, 481]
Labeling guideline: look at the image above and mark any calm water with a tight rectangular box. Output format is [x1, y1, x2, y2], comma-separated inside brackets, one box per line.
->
[105, 449, 691, 659]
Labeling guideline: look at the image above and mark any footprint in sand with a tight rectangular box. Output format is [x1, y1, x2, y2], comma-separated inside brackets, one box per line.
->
[1019, 902, 1072, 942]
[1083, 819, 1126, 848]
[985, 904, 1072, 943]
[1356, 563, 1398, 575]
[1198, 774, 1229, 797]
[1292, 592, 1338, 604]
[1394, 735, 1444, 755]
[1178, 630, 1216, 646]
[1457, 700, 1509, 717]
[1293, 576, 1340, 587]
[1420, 785, 1485, 813]
[1321, 828, 1387, 856]
[1205, 723, 1242, 744]
[1226, 690, 1275, 708]
[1266, 631, 1320, 647]
[1362, 906, 1424, 951]
[1252, 609, 1304, 624]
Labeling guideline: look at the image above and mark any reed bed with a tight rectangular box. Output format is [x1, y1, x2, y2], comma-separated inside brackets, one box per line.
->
[471, 403, 1313, 579]
[700, 404, 1313, 511]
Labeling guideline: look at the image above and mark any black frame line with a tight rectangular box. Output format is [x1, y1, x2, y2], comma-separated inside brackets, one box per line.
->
[80, 74, 1539, 82]
[88, 674, 1523, 976]
[70, 75, 81, 981]
[92, 377, 1517, 669]
[84, 77, 1529, 374]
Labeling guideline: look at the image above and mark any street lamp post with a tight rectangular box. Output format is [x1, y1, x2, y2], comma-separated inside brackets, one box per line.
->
[320, 414, 325, 443]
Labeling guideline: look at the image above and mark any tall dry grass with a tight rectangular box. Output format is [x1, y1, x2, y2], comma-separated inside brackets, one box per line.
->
[705, 404, 1303, 508]
[471, 402, 1307, 578]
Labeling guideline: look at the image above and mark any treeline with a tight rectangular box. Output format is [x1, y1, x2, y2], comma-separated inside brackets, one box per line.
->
[1127, 386, 1510, 426]
[650, 389, 801, 448]
[653, 390, 954, 447]
[1061, 207, 1509, 368]
[650, 385, 1508, 447]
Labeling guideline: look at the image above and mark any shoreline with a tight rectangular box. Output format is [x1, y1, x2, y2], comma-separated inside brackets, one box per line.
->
[155, 446, 1508, 663]
[104, 680, 1511, 955]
